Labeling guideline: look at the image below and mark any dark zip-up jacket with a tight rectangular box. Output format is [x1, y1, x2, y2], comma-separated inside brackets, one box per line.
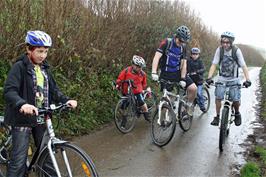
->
[187, 57, 205, 85]
[4, 54, 69, 127]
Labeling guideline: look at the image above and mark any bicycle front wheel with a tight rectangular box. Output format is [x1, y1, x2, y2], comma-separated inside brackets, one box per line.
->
[202, 87, 210, 112]
[219, 107, 229, 152]
[36, 143, 98, 177]
[178, 99, 192, 131]
[114, 98, 136, 134]
[151, 103, 176, 147]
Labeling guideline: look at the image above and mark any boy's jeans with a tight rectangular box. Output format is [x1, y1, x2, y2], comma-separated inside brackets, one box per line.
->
[197, 84, 205, 109]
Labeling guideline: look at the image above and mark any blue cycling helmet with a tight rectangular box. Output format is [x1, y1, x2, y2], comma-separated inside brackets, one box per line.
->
[221, 31, 235, 42]
[25, 30, 52, 47]
[191, 47, 200, 54]
[176, 25, 191, 42]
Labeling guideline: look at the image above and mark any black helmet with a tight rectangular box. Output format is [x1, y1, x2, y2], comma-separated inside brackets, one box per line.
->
[176, 25, 191, 42]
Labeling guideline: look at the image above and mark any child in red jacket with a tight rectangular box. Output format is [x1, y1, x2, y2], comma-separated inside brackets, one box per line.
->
[116, 55, 150, 122]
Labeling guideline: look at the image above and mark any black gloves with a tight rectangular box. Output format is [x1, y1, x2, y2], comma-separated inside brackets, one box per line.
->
[243, 80, 252, 88]
[206, 78, 214, 85]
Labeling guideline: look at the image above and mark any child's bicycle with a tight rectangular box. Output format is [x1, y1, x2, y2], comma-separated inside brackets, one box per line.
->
[113, 80, 157, 134]
[0, 104, 98, 177]
[151, 79, 192, 147]
[191, 81, 211, 113]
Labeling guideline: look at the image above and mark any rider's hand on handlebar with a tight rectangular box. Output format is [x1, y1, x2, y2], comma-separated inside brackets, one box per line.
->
[206, 78, 214, 85]
[179, 78, 186, 89]
[19, 104, 38, 116]
[243, 80, 252, 88]
[151, 73, 159, 81]
[66, 100, 77, 109]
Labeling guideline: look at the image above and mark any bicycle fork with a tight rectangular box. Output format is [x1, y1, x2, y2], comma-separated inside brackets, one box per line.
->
[157, 100, 171, 125]
[46, 118, 73, 177]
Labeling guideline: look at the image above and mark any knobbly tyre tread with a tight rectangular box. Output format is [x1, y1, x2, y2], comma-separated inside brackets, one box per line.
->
[219, 107, 229, 152]
[203, 87, 211, 112]
[151, 103, 176, 147]
[178, 98, 192, 131]
[114, 98, 136, 134]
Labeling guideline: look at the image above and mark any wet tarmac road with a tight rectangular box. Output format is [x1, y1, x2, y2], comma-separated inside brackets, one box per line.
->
[73, 67, 260, 177]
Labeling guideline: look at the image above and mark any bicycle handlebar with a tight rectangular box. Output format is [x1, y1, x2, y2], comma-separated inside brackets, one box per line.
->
[38, 103, 71, 115]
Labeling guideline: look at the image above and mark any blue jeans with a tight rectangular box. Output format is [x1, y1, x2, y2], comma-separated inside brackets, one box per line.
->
[196, 84, 205, 109]
[7, 125, 45, 177]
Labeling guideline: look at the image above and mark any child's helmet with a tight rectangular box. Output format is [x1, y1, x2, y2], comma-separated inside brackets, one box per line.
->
[221, 31, 235, 42]
[176, 25, 191, 42]
[191, 47, 201, 54]
[132, 55, 146, 68]
[25, 30, 52, 47]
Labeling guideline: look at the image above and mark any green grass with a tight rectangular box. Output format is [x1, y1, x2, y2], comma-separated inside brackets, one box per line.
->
[256, 146, 266, 165]
[240, 162, 260, 177]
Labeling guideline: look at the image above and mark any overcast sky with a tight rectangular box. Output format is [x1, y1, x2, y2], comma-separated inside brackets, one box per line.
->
[183, 0, 266, 50]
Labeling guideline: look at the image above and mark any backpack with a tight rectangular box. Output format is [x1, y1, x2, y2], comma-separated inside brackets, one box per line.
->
[160, 38, 184, 72]
[218, 45, 240, 77]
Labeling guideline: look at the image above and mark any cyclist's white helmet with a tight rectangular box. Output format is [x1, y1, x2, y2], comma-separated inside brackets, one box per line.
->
[191, 47, 200, 54]
[221, 31, 235, 42]
[25, 30, 52, 47]
[132, 55, 146, 68]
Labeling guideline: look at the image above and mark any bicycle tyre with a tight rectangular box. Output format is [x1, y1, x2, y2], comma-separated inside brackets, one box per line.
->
[178, 99, 192, 131]
[36, 143, 98, 177]
[151, 103, 176, 147]
[143, 91, 157, 112]
[219, 107, 229, 152]
[0, 120, 12, 177]
[202, 87, 211, 112]
[114, 98, 136, 134]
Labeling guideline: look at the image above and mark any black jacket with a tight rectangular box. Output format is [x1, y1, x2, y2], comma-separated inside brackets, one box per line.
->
[4, 54, 69, 127]
[187, 57, 205, 85]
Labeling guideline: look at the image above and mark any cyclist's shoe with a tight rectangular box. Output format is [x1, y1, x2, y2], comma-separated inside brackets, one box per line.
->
[234, 112, 242, 126]
[186, 102, 194, 116]
[143, 112, 151, 122]
[120, 116, 127, 129]
[210, 116, 219, 126]
[200, 107, 207, 113]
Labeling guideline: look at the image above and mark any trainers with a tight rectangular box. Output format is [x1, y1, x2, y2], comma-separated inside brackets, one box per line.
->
[120, 116, 127, 129]
[200, 107, 207, 113]
[234, 112, 242, 126]
[186, 102, 194, 116]
[210, 116, 219, 126]
[143, 112, 151, 122]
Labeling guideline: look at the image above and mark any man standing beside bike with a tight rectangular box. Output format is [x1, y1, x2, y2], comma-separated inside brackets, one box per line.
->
[116, 55, 151, 124]
[187, 47, 207, 113]
[206, 31, 252, 126]
[151, 25, 197, 116]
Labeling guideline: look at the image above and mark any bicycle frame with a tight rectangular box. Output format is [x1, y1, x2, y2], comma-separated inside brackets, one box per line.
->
[220, 87, 234, 129]
[157, 80, 186, 125]
[30, 105, 72, 177]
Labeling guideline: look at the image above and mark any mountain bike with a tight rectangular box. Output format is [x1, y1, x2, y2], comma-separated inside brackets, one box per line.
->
[214, 82, 245, 152]
[151, 79, 192, 147]
[113, 80, 157, 134]
[0, 104, 98, 177]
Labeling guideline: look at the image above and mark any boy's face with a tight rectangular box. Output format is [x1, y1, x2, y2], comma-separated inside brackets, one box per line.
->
[27, 47, 49, 64]
[132, 64, 142, 73]
[221, 37, 231, 51]
[191, 53, 199, 60]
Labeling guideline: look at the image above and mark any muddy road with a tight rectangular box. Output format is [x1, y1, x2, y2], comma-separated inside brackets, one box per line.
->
[73, 67, 260, 177]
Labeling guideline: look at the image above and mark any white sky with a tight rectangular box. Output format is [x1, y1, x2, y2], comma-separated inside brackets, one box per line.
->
[182, 0, 266, 50]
